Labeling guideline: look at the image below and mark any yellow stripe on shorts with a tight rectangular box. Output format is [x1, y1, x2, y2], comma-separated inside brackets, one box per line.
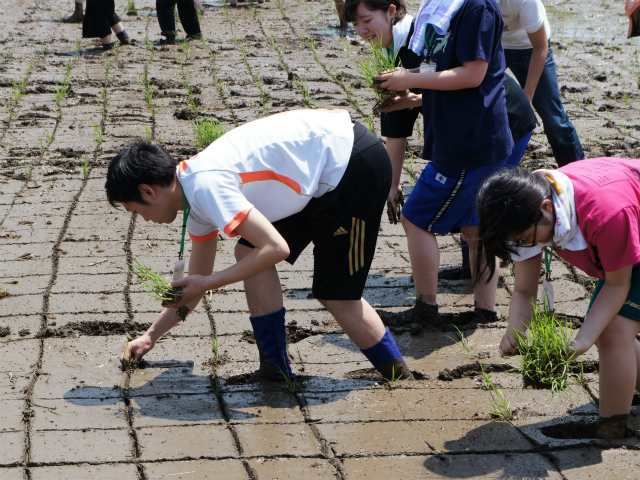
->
[349, 217, 365, 276]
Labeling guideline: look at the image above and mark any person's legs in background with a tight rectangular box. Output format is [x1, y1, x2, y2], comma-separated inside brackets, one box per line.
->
[156, 0, 178, 44]
[505, 43, 584, 167]
[176, 0, 202, 39]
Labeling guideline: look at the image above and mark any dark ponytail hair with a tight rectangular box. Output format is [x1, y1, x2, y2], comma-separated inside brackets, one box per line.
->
[341, 0, 407, 25]
[474, 168, 552, 284]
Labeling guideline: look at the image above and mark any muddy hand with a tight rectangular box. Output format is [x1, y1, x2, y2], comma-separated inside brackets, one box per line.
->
[121, 334, 155, 367]
[166, 275, 208, 308]
[373, 67, 409, 92]
[386, 191, 404, 224]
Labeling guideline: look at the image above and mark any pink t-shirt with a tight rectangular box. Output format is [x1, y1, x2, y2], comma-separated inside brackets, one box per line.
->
[555, 157, 640, 279]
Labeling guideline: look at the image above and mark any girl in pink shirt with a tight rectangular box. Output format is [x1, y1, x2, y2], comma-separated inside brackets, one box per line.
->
[475, 157, 640, 438]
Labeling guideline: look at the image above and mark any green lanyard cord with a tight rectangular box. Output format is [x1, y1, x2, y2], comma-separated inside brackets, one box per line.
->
[386, 39, 395, 62]
[424, 27, 437, 61]
[178, 183, 190, 260]
[543, 243, 557, 282]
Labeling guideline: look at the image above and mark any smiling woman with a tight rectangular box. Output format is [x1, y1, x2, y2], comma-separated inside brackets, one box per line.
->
[341, 0, 421, 221]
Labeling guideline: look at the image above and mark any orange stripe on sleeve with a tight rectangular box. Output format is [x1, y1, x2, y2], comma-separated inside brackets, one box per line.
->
[237, 171, 302, 194]
[224, 208, 252, 238]
[189, 230, 219, 242]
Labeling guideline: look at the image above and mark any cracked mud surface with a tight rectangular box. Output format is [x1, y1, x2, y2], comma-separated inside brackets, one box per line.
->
[1, 0, 639, 478]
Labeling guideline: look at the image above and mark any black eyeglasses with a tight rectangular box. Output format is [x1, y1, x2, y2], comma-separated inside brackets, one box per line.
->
[513, 210, 543, 248]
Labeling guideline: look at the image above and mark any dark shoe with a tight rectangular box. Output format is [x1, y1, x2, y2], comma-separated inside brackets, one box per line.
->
[408, 299, 440, 329]
[160, 31, 176, 45]
[186, 33, 203, 41]
[102, 42, 115, 51]
[62, 2, 83, 23]
[473, 307, 498, 324]
[116, 31, 131, 45]
[598, 414, 630, 439]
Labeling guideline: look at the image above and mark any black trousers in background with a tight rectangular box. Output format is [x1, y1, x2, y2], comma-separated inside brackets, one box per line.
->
[156, 0, 201, 36]
[83, 0, 121, 39]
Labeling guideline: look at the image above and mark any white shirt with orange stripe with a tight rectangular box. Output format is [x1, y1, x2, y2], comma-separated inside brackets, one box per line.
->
[177, 109, 355, 241]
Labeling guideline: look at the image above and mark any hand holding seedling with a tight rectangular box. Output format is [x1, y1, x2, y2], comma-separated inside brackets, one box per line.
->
[121, 334, 155, 367]
[166, 274, 210, 308]
[566, 338, 589, 359]
[378, 92, 422, 113]
[373, 67, 412, 92]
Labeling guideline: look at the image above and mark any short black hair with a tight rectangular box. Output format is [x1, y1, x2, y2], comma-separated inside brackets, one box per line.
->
[341, 0, 407, 25]
[105, 140, 179, 207]
[474, 168, 552, 284]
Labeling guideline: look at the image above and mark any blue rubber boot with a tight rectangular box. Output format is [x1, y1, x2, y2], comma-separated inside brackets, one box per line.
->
[361, 328, 414, 381]
[249, 307, 296, 380]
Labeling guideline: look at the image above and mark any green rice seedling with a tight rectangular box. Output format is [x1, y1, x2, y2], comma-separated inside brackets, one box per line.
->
[479, 363, 512, 420]
[211, 334, 221, 369]
[514, 302, 575, 396]
[126, 0, 137, 14]
[137, 124, 155, 144]
[103, 57, 111, 85]
[192, 118, 227, 149]
[145, 38, 155, 61]
[357, 39, 404, 114]
[275, 0, 290, 21]
[222, 2, 230, 21]
[210, 376, 222, 397]
[489, 386, 512, 421]
[20, 159, 32, 181]
[267, 35, 288, 73]
[53, 83, 68, 106]
[130, 259, 174, 303]
[81, 151, 90, 179]
[404, 150, 418, 185]
[447, 325, 475, 360]
[479, 363, 493, 390]
[75, 39, 83, 56]
[258, 88, 271, 115]
[574, 359, 588, 386]
[279, 366, 299, 394]
[90, 122, 103, 150]
[365, 115, 375, 133]
[293, 76, 315, 108]
[384, 365, 403, 389]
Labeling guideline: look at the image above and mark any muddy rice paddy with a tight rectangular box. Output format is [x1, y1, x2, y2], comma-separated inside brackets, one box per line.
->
[1, 0, 640, 478]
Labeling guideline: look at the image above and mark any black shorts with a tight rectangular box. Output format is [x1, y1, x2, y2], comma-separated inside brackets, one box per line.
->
[238, 122, 391, 300]
[380, 100, 421, 138]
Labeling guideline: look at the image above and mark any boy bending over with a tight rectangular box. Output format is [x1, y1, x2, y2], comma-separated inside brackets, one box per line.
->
[105, 109, 414, 382]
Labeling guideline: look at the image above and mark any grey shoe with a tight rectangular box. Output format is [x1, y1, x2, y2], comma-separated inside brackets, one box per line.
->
[62, 2, 83, 23]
